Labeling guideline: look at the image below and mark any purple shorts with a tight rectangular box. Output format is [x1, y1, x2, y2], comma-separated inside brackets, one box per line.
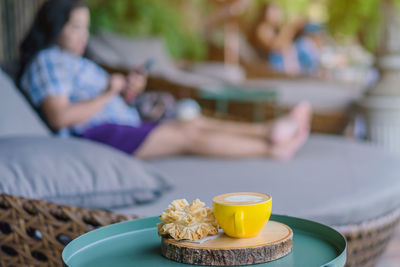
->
[81, 123, 158, 155]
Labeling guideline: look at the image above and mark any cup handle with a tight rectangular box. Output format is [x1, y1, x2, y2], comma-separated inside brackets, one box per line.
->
[234, 211, 245, 237]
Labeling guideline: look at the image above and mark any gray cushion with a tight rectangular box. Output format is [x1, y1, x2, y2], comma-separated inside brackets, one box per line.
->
[0, 69, 51, 137]
[87, 31, 224, 87]
[190, 62, 246, 84]
[88, 31, 174, 74]
[244, 78, 365, 112]
[112, 134, 400, 227]
[0, 136, 171, 209]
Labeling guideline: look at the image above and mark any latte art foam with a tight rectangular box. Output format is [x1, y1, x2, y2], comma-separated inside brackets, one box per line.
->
[225, 195, 264, 203]
[213, 192, 270, 205]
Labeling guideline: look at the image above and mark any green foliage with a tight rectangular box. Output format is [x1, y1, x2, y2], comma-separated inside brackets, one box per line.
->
[327, 0, 400, 52]
[327, 0, 381, 51]
[87, 0, 208, 60]
[279, 0, 312, 16]
[88, 0, 400, 58]
[244, 0, 311, 20]
[250, 0, 400, 53]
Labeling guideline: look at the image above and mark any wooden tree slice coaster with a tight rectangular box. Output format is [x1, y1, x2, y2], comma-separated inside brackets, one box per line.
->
[161, 221, 293, 266]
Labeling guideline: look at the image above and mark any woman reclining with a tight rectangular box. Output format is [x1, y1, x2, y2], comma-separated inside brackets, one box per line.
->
[20, 0, 311, 160]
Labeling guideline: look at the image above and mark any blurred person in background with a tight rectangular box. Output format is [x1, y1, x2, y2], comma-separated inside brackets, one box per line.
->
[19, 0, 311, 160]
[250, 3, 323, 76]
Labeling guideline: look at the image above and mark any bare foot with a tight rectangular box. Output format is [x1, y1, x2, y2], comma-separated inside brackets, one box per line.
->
[268, 102, 311, 145]
[267, 102, 312, 160]
[269, 125, 309, 160]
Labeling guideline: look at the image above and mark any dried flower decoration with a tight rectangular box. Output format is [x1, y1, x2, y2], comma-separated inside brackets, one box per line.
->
[157, 199, 219, 241]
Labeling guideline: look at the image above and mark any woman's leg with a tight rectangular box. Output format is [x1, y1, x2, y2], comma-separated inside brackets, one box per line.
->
[135, 120, 269, 159]
[282, 45, 300, 75]
[135, 115, 309, 159]
[194, 102, 311, 142]
[193, 117, 270, 138]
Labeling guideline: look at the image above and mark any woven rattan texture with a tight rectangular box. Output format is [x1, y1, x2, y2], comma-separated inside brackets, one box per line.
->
[1, 192, 399, 266]
[335, 208, 400, 267]
[0, 194, 137, 267]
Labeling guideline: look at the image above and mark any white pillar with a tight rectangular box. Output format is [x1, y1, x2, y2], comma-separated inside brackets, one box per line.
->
[358, 0, 400, 154]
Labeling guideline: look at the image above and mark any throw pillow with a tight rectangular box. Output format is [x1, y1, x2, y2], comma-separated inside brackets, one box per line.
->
[0, 69, 51, 137]
[0, 136, 171, 209]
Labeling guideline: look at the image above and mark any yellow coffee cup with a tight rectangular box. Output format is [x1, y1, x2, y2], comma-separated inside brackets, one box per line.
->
[213, 192, 272, 238]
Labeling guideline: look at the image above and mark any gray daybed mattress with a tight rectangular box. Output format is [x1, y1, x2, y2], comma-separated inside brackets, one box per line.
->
[112, 134, 400, 227]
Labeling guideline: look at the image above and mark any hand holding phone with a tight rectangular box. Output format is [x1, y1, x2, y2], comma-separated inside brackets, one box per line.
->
[132, 59, 155, 74]
[123, 59, 154, 102]
[143, 59, 155, 72]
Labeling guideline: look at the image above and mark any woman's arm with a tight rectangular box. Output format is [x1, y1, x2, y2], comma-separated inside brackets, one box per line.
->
[41, 74, 126, 130]
[256, 18, 304, 53]
[273, 18, 304, 51]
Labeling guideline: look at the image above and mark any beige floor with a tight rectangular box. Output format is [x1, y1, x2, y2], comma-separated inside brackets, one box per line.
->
[376, 224, 400, 267]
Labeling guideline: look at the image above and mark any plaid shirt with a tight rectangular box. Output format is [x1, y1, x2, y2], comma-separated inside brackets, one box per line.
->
[21, 45, 140, 135]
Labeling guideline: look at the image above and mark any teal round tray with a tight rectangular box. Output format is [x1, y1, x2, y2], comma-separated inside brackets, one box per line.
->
[63, 214, 346, 267]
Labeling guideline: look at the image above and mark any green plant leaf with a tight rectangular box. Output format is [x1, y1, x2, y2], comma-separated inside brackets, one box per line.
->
[87, 0, 208, 60]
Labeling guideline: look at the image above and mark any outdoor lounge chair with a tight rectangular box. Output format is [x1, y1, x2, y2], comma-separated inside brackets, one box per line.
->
[87, 31, 366, 135]
[1, 68, 399, 266]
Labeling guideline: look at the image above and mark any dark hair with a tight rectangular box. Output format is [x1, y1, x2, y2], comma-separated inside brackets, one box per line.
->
[19, 0, 87, 78]
[248, 3, 275, 53]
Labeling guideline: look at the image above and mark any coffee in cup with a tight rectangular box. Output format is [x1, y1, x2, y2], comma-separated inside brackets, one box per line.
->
[213, 192, 272, 238]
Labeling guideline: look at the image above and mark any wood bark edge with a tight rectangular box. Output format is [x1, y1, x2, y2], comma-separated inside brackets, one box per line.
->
[161, 234, 293, 266]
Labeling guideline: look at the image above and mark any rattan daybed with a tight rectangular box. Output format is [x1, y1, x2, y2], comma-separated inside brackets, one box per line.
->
[1, 193, 399, 266]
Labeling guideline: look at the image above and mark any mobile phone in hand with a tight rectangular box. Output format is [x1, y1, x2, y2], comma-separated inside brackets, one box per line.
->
[143, 59, 155, 72]
[132, 59, 155, 75]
